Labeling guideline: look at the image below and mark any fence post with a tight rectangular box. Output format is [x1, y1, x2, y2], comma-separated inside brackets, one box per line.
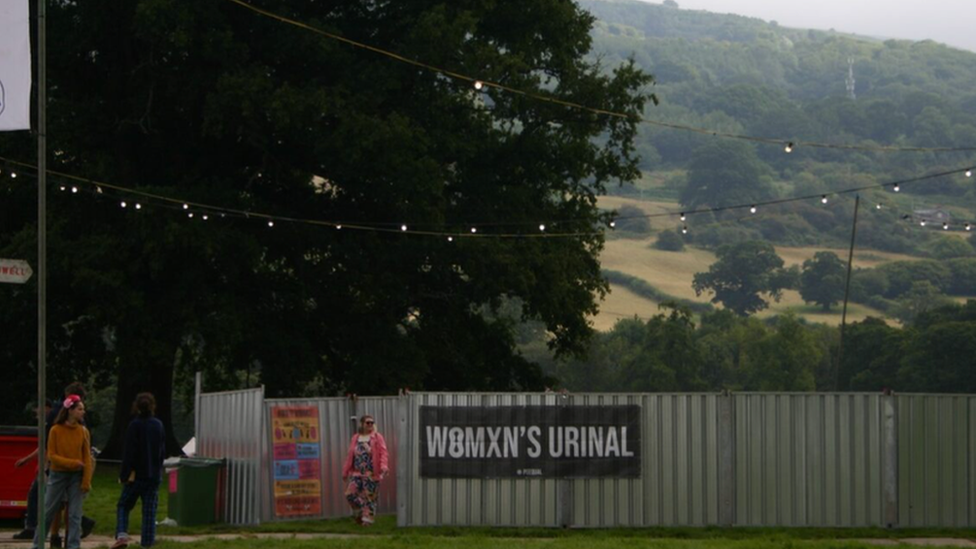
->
[397, 391, 409, 527]
[557, 392, 573, 527]
[717, 392, 735, 527]
[882, 391, 898, 528]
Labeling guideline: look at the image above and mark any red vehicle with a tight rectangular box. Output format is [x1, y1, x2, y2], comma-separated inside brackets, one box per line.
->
[0, 426, 38, 519]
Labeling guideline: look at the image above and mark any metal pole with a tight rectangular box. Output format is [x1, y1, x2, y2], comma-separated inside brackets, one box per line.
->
[36, 0, 48, 546]
[836, 194, 860, 390]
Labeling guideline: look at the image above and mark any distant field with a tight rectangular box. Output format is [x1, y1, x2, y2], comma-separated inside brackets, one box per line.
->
[592, 196, 904, 331]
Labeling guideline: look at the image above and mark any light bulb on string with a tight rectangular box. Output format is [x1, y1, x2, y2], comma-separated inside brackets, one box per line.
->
[749, 205, 757, 214]
[784, 142, 794, 153]
[680, 212, 686, 221]
[539, 224, 546, 232]
[943, 222, 949, 230]
[96, 186, 103, 194]
[120, 201, 127, 208]
[821, 195, 828, 204]
[71, 186, 78, 194]
[10, 172, 17, 179]
[183, 203, 189, 210]
[470, 227, 477, 234]
[202, 214, 208, 220]
[876, 203, 882, 210]
[920, 219, 927, 227]
[967, 223, 972, 231]
[400, 224, 408, 232]
[609, 221, 616, 228]
[267, 220, 274, 227]
[893, 184, 900, 192]
[135, 203, 142, 210]
[188, 213, 194, 219]
[473, 80, 484, 90]
[59, 185, 66, 192]
[447, 236, 454, 242]
[681, 226, 688, 235]
[966, 169, 973, 178]
[336, 224, 342, 230]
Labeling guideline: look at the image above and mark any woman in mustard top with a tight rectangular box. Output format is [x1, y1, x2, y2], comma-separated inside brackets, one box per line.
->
[32, 395, 93, 549]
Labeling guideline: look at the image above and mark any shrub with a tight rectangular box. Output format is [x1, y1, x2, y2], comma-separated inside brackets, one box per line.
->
[654, 229, 686, 251]
[614, 205, 650, 234]
[930, 236, 974, 259]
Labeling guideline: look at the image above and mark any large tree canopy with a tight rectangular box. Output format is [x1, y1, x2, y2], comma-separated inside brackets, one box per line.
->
[692, 241, 798, 316]
[0, 0, 650, 454]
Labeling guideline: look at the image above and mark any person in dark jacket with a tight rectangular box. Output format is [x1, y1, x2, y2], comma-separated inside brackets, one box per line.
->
[111, 393, 166, 549]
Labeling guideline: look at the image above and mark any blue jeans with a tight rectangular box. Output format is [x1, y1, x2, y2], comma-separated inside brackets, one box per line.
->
[115, 479, 161, 547]
[24, 476, 39, 530]
[32, 471, 83, 549]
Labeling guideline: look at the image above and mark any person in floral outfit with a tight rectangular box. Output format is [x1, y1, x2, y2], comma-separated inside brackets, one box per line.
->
[341, 415, 388, 525]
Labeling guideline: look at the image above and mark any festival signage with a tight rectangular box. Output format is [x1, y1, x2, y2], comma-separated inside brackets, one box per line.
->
[0, 0, 31, 131]
[420, 405, 641, 478]
[271, 406, 322, 517]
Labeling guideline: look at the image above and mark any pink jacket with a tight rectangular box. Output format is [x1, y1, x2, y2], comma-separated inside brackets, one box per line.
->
[342, 431, 389, 479]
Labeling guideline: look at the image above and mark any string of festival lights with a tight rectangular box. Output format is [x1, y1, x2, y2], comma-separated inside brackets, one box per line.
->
[1, 157, 973, 238]
[223, 0, 976, 155]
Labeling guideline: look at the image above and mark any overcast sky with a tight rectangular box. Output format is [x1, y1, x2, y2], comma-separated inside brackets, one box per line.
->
[639, 0, 976, 53]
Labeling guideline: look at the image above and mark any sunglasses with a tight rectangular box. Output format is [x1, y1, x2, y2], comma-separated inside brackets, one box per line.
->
[364, 421, 375, 425]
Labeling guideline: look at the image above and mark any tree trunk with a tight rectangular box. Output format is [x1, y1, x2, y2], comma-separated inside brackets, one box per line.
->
[100, 337, 183, 459]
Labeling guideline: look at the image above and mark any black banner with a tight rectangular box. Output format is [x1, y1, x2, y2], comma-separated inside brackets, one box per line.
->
[420, 405, 641, 478]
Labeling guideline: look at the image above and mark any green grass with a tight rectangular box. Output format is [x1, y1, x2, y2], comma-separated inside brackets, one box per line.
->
[5, 469, 975, 546]
[141, 538, 945, 549]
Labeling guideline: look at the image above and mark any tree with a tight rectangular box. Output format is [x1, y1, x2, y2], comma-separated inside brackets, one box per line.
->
[0, 1, 650, 450]
[654, 229, 685, 251]
[739, 313, 819, 391]
[892, 281, 954, 324]
[800, 251, 846, 311]
[680, 141, 774, 211]
[692, 241, 797, 316]
[930, 236, 974, 260]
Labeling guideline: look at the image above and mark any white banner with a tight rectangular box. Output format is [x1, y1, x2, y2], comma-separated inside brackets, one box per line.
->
[0, 0, 31, 131]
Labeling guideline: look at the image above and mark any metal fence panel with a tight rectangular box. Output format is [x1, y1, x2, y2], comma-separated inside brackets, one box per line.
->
[260, 396, 402, 522]
[897, 394, 976, 527]
[733, 394, 884, 527]
[197, 389, 974, 529]
[398, 393, 561, 527]
[197, 387, 265, 525]
[567, 393, 721, 527]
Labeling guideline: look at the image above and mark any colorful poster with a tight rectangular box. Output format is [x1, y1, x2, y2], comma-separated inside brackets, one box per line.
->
[271, 406, 322, 517]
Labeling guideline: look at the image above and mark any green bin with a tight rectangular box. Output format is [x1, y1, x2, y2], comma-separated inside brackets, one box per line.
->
[166, 457, 224, 526]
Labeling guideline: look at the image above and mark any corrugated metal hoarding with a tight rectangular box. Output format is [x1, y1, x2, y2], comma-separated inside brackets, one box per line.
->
[733, 393, 885, 527]
[196, 389, 975, 529]
[397, 393, 723, 527]
[261, 396, 401, 523]
[398, 392, 562, 527]
[197, 387, 265, 525]
[897, 394, 976, 527]
[569, 393, 721, 527]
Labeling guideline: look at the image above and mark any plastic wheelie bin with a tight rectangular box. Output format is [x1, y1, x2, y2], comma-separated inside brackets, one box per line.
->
[164, 457, 225, 526]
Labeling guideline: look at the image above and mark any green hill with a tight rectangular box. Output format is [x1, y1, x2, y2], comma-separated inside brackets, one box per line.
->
[578, 0, 976, 329]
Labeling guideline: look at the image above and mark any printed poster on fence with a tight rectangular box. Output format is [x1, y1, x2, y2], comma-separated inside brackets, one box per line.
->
[420, 405, 641, 479]
[271, 406, 322, 517]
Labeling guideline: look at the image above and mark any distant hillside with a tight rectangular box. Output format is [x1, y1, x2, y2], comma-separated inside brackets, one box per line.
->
[576, 0, 976, 257]
[581, 0, 976, 102]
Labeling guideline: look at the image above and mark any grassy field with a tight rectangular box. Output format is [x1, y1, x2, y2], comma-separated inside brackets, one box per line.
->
[4, 469, 974, 547]
[591, 196, 904, 331]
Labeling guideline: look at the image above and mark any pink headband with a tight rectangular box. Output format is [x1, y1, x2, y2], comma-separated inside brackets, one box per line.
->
[63, 394, 82, 409]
